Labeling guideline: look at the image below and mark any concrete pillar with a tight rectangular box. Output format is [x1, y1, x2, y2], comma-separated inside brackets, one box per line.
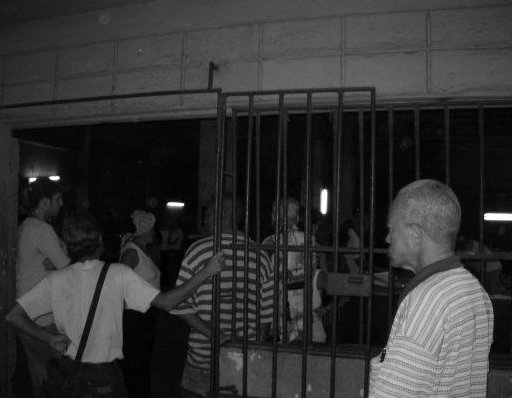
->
[0, 122, 19, 398]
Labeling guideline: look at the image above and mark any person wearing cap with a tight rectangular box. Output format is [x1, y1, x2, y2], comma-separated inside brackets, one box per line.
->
[369, 180, 493, 397]
[262, 197, 326, 344]
[119, 210, 161, 397]
[15, 178, 71, 396]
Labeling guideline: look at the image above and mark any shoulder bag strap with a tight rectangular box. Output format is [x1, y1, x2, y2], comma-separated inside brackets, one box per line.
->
[74, 262, 111, 364]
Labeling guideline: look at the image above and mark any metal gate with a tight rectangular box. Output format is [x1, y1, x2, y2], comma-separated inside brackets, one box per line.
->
[212, 87, 377, 398]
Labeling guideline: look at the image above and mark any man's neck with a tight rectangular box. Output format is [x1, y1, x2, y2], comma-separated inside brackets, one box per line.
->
[420, 249, 455, 270]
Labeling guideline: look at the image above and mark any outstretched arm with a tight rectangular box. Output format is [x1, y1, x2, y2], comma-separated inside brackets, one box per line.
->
[6, 303, 70, 355]
[179, 313, 230, 345]
[151, 252, 225, 312]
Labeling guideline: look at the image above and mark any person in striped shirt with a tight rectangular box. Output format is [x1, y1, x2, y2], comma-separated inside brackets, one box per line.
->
[370, 179, 493, 397]
[171, 194, 274, 397]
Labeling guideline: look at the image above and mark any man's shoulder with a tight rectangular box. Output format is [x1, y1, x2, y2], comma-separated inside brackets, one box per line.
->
[185, 236, 214, 256]
[412, 267, 489, 309]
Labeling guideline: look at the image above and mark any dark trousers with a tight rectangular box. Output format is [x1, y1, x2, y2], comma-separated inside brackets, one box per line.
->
[121, 309, 156, 398]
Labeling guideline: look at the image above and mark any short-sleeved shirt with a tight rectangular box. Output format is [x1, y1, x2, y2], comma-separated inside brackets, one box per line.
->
[17, 260, 159, 363]
[369, 264, 493, 397]
[16, 217, 70, 298]
[171, 232, 274, 370]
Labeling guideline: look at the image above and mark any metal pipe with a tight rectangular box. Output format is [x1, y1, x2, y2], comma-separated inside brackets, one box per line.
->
[231, 110, 239, 341]
[358, 109, 365, 347]
[329, 90, 344, 398]
[255, 111, 262, 340]
[301, 92, 313, 398]
[363, 88, 377, 397]
[387, 107, 394, 328]
[444, 106, 451, 186]
[242, 95, 255, 398]
[211, 91, 226, 398]
[414, 107, 420, 179]
[478, 106, 486, 286]
[0, 88, 222, 110]
[271, 94, 285, 398]
[208, 62, 218, 90]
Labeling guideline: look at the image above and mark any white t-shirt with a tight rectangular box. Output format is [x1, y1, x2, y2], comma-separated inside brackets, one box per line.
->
[17, 260, 159, 363]
[121, 242, 161, 289]
[16, 217, 70, 325]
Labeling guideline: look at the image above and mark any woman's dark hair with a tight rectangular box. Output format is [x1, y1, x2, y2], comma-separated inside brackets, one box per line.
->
[23, 178, 62, 211]
[62, 212, 102, 262]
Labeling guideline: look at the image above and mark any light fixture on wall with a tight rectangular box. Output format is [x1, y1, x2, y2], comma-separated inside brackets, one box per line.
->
[28, 177, 37, 183]
[320, 188, 328, 215]
[484, 212, 512, 221]
[167, 201, 185, 209]
[49, 175, 60, 181]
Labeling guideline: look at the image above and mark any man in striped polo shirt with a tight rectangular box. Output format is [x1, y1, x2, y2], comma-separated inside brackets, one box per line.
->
[370, 179, 493, 397]
[171, 194, 274, 397]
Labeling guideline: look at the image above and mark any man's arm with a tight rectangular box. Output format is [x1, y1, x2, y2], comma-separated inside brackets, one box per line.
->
[120, 248, 139, 270]
[151, 252, 225, 312]
[40, 225, 70, 269]
[369, 336, 436, 397]
[179, 313, 230, 345]
[6, 303, 70, 355]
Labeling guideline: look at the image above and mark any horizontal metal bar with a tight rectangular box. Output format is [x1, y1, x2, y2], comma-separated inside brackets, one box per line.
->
[223, 87, 375, 97]
[326, 274, 372, 297]
[0, 88, 222, 110]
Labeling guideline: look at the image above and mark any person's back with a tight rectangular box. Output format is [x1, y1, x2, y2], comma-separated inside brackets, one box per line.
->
[173, 232, 273, 369]
[380, 266, 493, 396]
[7, 211, 225, 398]
[30, 260, 157, 363]
[17, 217, 69, 298]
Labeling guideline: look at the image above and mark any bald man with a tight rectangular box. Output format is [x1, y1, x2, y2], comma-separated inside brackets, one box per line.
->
[370, 180, 493, 397]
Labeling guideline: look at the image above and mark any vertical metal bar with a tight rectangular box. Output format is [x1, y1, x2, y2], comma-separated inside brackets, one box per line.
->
[364, 89, 377, 397]
[414, 107, 420, 179]
[329, 91, 344, 398]
[282, 102, 289, 344]
[444, 106, 451, 186]
[271, 94, 285, 398]
[358, 109, 365, 346]
[242, 95, 255, 398]
[301, 92, 313, 398]
[255, 111, 262, 340]
[387, 107, 394, 328]
[478, 106, 485, 286]
[231, 110, 239, 340]
[211, 92, 226, 398]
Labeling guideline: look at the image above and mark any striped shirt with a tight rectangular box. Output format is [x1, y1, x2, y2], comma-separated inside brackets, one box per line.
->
[370, 263, 493, 397]
[171, 232, 274, 369]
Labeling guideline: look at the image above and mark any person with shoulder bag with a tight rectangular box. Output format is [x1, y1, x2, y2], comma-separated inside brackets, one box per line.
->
[6, 212, 225, 397]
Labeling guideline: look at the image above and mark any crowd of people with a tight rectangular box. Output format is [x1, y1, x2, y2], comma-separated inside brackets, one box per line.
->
[5, 178, 496, 397]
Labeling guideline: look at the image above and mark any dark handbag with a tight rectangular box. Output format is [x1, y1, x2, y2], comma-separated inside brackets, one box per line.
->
[40, 263, 111, 398]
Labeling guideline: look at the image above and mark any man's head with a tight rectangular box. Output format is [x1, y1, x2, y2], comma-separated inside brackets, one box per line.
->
[62, 212, 103, 263]
[272, 197, 300, 227]
[387, 179, 461, 272]
[204, 193, 243, 234]
[25, 179, 63, 220]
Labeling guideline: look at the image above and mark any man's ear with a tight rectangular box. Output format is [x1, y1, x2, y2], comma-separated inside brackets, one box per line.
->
[407, 223, 423, 247]
[39, 197, 50, 211]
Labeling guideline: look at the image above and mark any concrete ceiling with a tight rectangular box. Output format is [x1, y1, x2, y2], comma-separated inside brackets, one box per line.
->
[0, 0, 157, 26]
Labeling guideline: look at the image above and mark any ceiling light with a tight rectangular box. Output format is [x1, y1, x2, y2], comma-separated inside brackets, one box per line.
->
[167, 201, 185, 208]
[320, 188, 328, 215]
[484, 212, 512, 222]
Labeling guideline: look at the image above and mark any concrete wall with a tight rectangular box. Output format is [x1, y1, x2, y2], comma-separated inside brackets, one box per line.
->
[0, 123, 18, 398]
[0, 0, 511, 125]
[220, 347, 512, 397]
